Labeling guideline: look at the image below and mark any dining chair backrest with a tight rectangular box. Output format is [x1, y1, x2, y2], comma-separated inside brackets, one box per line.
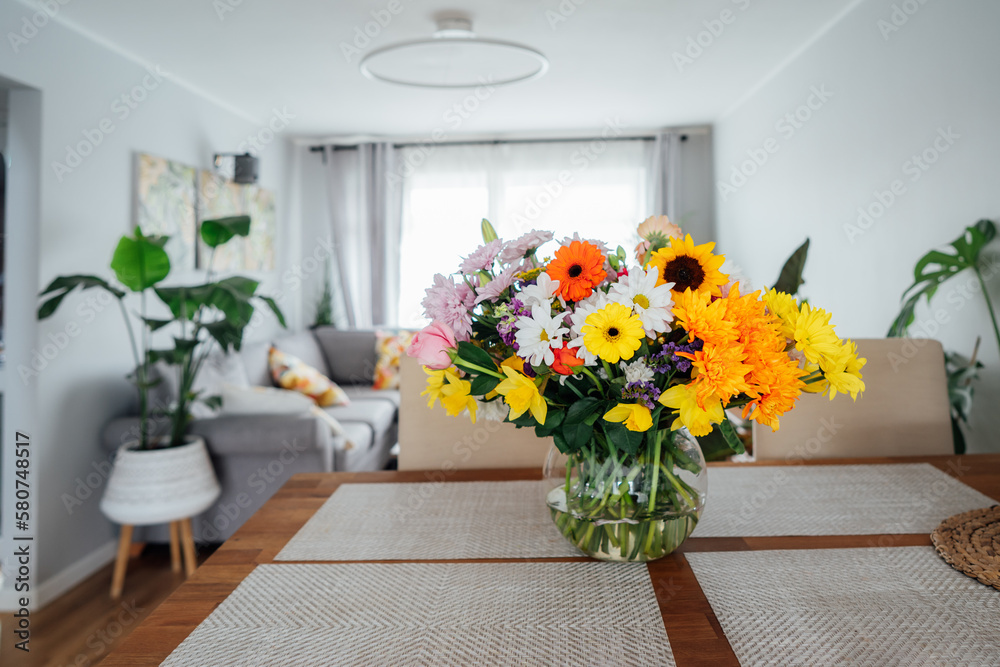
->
[398, 355, 552, 471]
[753, 338, 953, 461]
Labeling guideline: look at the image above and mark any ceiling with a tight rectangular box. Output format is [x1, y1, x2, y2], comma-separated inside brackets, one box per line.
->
[43, 0, 858, 137]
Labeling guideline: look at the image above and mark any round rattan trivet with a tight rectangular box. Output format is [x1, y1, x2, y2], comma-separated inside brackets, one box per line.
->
[931, 505, 1000, 591]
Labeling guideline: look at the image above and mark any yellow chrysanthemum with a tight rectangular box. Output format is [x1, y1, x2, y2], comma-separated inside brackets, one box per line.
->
[658, 383, 725, 437]
[604, 403, 653, 432]
[495, 366, 547, 424]
[672, 288, 738, 347]
[647, 234, 729, 296]
[762, 288, 799, 340]
[421, 366, 461, 408]
[793, 303, 842, 366]
[439, 372, 478, 423]
[821, 340, 866, 401]
[681, 342, 753, 405]
[581, 302, 645, 363]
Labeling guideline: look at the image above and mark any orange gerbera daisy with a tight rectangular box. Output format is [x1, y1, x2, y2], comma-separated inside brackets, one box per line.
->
[672, 288, 738, 347]
[546, 240, 607, 302]
[647, 234, 729, 296]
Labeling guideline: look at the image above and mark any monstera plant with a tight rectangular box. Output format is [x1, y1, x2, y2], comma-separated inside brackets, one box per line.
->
[38, 216, 285, 450]
[888, 219, 998, 453]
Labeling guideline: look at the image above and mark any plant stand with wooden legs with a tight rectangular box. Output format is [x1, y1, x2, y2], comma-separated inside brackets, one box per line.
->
[110, 518, 197, 599]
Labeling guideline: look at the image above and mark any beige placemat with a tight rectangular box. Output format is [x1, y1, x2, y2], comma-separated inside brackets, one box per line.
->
[694, 463, 994, 537]
[160, 562, 674, 667]
[687, 547, 1000, 666]
[276, 480, 579, 561]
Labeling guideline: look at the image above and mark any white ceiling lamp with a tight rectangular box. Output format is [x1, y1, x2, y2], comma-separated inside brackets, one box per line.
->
[359, 17, 548, 88]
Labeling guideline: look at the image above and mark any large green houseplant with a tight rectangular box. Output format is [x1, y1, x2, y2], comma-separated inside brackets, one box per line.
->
[37, 216, 286, 449]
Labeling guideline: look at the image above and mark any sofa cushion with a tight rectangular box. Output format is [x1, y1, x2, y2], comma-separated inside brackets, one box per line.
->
[325, 399, 396, 438]
[273, 331, 331, 377]
[343, 386, 401, 408]
[269, 347, 351, 407]
[240, 341, 273, 387]
[312, 327, 377, 386]
[340, 421, 374, 452]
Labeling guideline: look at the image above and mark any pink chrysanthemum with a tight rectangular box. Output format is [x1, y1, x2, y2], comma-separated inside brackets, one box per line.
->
[421, 274, 475, 341]
[499, 230, 554, 264]
[459, 239, 504, 274]
[474, 265, 519, 305]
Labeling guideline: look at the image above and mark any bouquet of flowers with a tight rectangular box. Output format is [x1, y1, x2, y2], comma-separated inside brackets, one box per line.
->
[407, 216, 865, 561]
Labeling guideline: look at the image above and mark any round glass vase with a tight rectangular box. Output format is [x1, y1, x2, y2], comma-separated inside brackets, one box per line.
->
[544, 428, 707, 562]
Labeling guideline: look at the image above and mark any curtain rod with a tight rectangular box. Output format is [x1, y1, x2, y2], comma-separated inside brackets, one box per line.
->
[308, 133, 687, 154]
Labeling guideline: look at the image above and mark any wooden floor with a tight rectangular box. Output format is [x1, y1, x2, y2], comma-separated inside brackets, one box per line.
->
[0, 543, 216, 667]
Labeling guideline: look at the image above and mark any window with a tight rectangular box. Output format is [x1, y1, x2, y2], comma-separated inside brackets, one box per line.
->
[397, 139, 652, 328]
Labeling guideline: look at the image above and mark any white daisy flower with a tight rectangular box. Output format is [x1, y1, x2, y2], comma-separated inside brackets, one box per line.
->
[520, 272, 561, 309]
[514, 304, 567, 366]
[620, 359, 655, 384]
[566, 290, 609, 366]
[477, 399, 510, 422]
[608, 266, 675, 337]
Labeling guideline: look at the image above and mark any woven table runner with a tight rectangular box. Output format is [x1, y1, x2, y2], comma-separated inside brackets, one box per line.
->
[694, 463, 994, 537]
[276, 480, 579, 561]
[687, 547, 1000, 666]
[160, 562, 674, 667]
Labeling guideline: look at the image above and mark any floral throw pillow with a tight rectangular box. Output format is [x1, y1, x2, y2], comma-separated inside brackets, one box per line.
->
[268, 346, 350, 407]
[372, 330, 415, 390]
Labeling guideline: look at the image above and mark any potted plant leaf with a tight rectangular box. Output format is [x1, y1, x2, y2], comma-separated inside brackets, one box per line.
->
[37, 216, 285, 526]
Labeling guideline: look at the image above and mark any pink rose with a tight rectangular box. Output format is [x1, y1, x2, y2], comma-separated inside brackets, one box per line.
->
[407, 321, 457, 370]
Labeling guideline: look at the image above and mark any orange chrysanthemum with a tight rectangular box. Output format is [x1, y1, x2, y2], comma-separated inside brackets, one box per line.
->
[672, 288, 738, 347]
[741, 355, 807, 431]
[680, 341, 753, 406]
[546, 240, 607, 302]
[719, 284, 787, 392]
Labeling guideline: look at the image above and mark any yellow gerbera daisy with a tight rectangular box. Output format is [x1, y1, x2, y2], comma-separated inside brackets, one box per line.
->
[647, 234, 729, 296]
[439, 372, 478, 423]
[581, 302, 645, 363]
[495, 366, 547, 424]
[421, 366, 461, 408]
[658, 383, 725, 437]
[604, 403, 653, 432]
[793, 303, 842, 366]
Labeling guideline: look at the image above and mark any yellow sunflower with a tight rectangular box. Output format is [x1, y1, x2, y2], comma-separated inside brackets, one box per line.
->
[581, 302, 646, 363]
[647, 234, 729, 296]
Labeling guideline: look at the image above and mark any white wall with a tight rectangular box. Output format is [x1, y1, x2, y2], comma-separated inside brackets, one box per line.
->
[0, 1, 300, 608]
[715, 0, 1000, 452]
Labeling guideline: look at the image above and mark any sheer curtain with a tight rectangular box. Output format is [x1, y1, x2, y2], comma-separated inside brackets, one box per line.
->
[323, 143, 402, 328]
[396, 139, 658, 328]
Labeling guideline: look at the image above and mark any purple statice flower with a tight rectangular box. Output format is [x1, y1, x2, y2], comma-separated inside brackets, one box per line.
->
[622, 381, 662, 410]
[475, 265, 519, 305]
[459, 239, 504, 274]
[499, 230, 554, 264]
[421, 273, 475, 341]
[496, 298, 530, 348]
[650, 339, 704, 374]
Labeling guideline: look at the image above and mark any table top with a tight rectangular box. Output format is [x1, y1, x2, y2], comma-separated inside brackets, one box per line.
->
[102, 454, 1000, 667]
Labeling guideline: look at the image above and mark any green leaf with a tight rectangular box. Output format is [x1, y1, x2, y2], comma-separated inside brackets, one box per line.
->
[718, 418, 746, 455]
[470, 373, 500, 396]
[200, 215, 251, 248]
[534, 409, 565, 438]
[256, 295, 287, 328]
[200, 395, 223, 411]
[564, 397, 602, 424]
[37, 275, 125, 319]
[154, 284, 214, 321]
[141, 317, 174, 332]
[210, 277, 259, 326]
[147, 348, 183, 365]
[696, 427, 733, 462]
[481, 218, 499, 243]
[204, 320, 243, 351]
[601, 421, 644, 456]
[110, 234, 171, 292]
[455, 341, 496, 371]
[772, 238, 810, 295]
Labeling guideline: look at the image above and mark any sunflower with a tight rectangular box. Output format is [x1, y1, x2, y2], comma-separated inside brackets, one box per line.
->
[581, 302, 645, 363]
[647, 234, 729, 296]
[546, 240, 607, 302]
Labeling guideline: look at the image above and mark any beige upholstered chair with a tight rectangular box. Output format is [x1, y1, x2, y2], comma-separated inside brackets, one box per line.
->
[753, 338, 953, 461]
[398, 355, 552, 471]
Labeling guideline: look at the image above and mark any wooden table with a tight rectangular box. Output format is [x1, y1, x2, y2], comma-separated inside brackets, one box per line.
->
[102, 454, 1000, 667]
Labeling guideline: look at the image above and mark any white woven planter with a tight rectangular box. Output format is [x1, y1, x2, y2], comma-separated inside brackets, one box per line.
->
[100, 436, 221, 526]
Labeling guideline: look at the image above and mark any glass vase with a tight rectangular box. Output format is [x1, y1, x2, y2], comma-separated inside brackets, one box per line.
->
[543, 428, 707, 562]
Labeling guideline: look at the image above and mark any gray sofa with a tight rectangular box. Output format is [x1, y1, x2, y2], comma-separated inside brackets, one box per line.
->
[102, 327, 398, 543]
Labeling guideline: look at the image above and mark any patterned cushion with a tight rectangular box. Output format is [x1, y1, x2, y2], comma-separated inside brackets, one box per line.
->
[268, 347, 350, 407]
[372, 330, 415, 390]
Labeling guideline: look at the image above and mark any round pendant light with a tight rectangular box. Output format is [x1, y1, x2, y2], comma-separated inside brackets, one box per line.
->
[359, 18, 548, 88]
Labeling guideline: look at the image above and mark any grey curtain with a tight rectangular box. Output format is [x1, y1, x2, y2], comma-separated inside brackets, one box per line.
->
[323, 143, 402, 328]
[650, 130, 681, 221]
